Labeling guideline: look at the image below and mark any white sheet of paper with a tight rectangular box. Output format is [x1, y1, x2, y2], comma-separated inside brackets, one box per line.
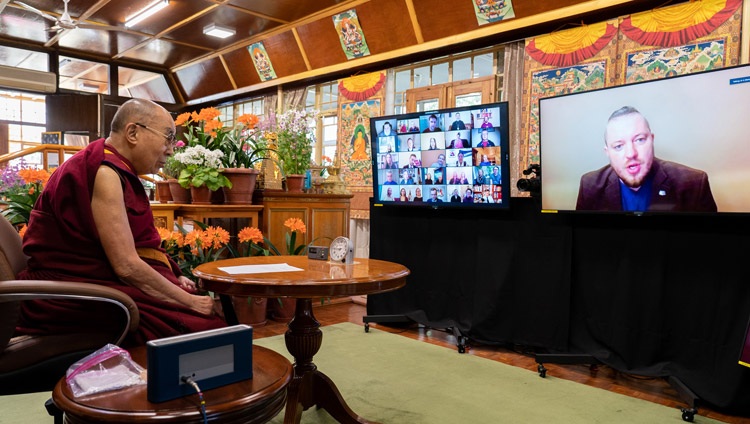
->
[217, 263, 303, 275]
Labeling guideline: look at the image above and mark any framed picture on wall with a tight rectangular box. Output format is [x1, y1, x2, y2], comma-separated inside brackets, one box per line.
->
[41, 131, 61, 145]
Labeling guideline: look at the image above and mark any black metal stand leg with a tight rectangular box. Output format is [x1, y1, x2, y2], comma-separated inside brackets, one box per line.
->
[362, 314, 410, 332]
[219, 293, 239, 325]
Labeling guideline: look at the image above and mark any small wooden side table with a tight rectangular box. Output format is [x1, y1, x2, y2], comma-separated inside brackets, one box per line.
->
[52, 345, 292, 424]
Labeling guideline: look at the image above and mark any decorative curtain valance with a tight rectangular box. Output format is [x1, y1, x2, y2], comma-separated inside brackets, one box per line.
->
[525, 22, 617, 67]
[620, 0, 741, 47]
[338, 72, 386, 102]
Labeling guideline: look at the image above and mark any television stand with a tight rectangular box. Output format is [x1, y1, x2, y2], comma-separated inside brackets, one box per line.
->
[363, 314, 469, 353]
[535, 353, 700, 422]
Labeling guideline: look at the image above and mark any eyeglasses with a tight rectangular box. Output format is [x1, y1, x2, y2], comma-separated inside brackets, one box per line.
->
[134, 122, 176, 147]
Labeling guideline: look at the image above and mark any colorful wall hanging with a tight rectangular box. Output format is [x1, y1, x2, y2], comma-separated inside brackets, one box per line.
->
[248, 42, 277, 81]
[333, 9, 370, 59]
[521, 21, 619, 167]
[615, 0, 742, 83]
[339, 100, 380, 219]
[473, 0, 515, 25]
[338, 72, 386, 102]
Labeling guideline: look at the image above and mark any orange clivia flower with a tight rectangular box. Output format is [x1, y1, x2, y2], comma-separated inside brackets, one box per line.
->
[28, 185, 35, 195]
[156, 227, 171, 241]
[238, 227, 264, 244]
[237, 114, 259, 129]
[205, 226, 230, 249]
[203, 119, 223, 138]
[283, 217, 306, 234]
[18, 224, 27, 239]
[174, 112, 191, 126]
[184, 230, 202, 249]
[18, 168, 51, 185]
[196, 107, 221, 122]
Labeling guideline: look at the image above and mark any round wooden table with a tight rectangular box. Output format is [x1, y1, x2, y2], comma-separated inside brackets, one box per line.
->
[194, 256, 409, 424]
[53, 345, 292, 424]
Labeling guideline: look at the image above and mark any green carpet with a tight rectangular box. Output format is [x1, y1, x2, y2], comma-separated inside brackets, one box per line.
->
[0, 322, 724, 423]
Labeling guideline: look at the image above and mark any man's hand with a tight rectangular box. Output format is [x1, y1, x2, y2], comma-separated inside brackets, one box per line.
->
[190, 294, 215, 316]
[178, 276, 197, 293]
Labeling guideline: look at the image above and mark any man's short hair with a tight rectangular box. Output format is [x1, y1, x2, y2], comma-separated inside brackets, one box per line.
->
[605, 106, 651, 143]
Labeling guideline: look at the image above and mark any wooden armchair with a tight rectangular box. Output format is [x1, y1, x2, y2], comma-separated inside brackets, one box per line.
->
[0, 217, 140, 395]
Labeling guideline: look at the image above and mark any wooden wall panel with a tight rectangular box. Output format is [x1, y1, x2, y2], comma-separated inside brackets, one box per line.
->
[224, 48, 262, 88]
[354, 0, 418, 53]
[296, 19, 349, 70]
[175, 57, 235, 100]
[261, 31, 309, 77]
[412, 0, 480, 42]
[46, 94, 100, 137]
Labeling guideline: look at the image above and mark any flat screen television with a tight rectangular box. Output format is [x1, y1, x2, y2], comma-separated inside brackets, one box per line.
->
[370, 102, 510, 209]
[539, 64, 750, 215]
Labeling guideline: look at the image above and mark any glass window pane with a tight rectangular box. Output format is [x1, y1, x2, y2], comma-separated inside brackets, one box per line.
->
[59, 56, 110, 95]
[413, 66, 430, 88]
[453, 57, 471, 82]
[417, 99, 439, 112]
[432, 62, 448, 85]
[455, 93, 482, 108]
[473, 53, 493, 78]
[395, 70, 411, 92]
[118, 66, 174, 103]
[22, 125, 44, 143]
[21, 98, 45, 124]
[306, 87, 316, 108]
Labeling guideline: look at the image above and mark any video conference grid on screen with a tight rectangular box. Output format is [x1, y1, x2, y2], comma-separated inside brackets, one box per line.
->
[371, 103, 509, 208]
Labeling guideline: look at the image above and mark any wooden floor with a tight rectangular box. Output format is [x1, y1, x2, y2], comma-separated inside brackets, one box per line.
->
[254, 301, 750, 424]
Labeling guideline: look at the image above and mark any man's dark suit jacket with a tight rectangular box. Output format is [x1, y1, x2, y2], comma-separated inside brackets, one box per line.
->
[576, 158, 717, 212]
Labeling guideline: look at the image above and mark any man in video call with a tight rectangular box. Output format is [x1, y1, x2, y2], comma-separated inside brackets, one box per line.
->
[423, 114, 441, 133]
[403, 153, 421, 168]
[383, 170, 397, 185]
[576, 106, 717, 212]
[476, 129, 495, 147]
[399, 169, 414, 185]
[426, 187, 443, 202]
[450, 112, 467, 130]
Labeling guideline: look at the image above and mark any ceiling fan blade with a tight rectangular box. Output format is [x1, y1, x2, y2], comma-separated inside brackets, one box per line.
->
[13, 1, 58, 23]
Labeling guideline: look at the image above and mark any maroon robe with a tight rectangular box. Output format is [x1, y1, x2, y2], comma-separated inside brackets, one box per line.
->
[17, 139, 225, 346]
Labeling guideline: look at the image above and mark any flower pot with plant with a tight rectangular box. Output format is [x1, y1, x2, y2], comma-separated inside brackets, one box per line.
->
[172, 145, 231, 204]
[272, 109, 318, 192]
[232, 217, 315, 322]
[0, 163, 51, 227]
[174, 107, 275, 204]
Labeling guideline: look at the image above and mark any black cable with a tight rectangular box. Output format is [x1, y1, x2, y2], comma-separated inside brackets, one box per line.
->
[182, 376, 208, 424]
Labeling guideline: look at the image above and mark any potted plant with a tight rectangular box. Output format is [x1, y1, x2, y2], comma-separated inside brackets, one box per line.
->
[233, 217, 311, 322]
[172, 145, 231, 204]
[174, 108, 274, 204]
[0, 164, 51, 227]
[272, 109, 318, 192]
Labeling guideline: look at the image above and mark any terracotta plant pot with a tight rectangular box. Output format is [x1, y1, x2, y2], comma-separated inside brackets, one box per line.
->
[285, 174, 305, 193]
[155, 180, 172, 203]
[232, 296, 267, 327]
[168, 179, 191, 204]
[269, 297, 296, 322]
[223, 168, 259, 204]
[190, 185, 212, 205]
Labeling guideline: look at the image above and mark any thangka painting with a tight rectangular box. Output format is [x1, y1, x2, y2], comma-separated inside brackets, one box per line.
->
[473, 0, 515, 25]
[614, 0, 742, 83]
[521, 20, 619, 168]
[248, 42, 277, 81]
[339, 99, 380, 188]
[333, 9, 370, 59]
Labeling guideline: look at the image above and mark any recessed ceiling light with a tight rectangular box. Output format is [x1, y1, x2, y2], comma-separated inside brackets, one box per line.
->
[203, 23, 235, 39]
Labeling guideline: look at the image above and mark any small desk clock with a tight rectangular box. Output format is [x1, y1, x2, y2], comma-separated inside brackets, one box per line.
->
[329, 236, 354, 264]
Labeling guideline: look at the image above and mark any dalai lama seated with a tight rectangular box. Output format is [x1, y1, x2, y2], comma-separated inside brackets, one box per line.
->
[15, 99, 225, 347]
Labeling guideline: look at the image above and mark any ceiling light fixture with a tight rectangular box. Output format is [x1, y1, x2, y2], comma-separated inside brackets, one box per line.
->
[203, 23, 235, 39]
[125, 0, 169, 28]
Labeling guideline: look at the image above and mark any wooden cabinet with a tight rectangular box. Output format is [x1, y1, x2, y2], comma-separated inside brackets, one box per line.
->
[253, 190, 353, 250]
